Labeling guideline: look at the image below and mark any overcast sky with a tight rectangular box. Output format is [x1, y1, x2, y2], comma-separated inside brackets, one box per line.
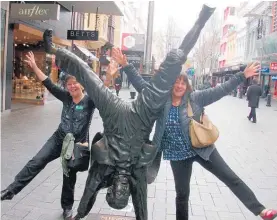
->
[152, 0, 260, 33]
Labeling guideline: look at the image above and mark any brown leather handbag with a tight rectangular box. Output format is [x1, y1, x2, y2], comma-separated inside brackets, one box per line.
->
[187, 100, 219, 148]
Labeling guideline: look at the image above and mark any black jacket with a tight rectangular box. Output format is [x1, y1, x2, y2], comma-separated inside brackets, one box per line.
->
[247, 84, 262, 108]
[42, 78, 95, 143]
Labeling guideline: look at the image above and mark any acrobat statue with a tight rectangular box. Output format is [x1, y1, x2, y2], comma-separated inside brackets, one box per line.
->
[43, 5, 215, 220]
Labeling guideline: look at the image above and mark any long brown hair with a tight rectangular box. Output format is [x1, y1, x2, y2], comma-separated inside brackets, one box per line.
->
[176, 72, 193, 93]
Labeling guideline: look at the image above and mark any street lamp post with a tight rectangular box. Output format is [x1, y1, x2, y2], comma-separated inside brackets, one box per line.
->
[144, 1, 155, 75]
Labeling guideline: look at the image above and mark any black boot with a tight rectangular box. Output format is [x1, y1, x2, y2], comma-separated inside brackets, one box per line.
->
[63, 209, 73, 220]
[1, 189, 15, 201]
[43, 29, 55, 54]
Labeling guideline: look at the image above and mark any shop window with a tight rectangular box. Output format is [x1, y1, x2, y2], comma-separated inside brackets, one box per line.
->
[108, 16, 115, 45]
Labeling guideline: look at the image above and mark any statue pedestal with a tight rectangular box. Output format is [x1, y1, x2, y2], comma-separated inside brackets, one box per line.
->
[87, 214, 135, 220]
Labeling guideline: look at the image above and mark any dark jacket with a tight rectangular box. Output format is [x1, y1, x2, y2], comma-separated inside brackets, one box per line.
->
[42, 78, 95, 143]
[125, 70, 246, 161]
[247, 84, 262, 108]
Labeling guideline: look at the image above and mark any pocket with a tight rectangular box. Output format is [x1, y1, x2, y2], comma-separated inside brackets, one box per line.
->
[137, 142, 158, 168]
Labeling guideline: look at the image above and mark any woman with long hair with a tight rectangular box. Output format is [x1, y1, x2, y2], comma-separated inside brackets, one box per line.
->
[115, 49, 277, 220]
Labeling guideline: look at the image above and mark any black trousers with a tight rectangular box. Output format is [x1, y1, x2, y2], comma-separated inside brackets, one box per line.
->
[77, 161, 147, 220]
[248, 107, 257, 122]
[7, 132, 77, 210]
[170, 149, 265, 220]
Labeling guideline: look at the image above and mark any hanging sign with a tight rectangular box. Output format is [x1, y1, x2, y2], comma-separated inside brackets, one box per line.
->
[67, 30, 99, 41]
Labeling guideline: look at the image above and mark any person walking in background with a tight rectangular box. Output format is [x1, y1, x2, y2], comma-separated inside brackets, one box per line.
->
[247, 78, 262, 123]
[114, 75, 122, 96]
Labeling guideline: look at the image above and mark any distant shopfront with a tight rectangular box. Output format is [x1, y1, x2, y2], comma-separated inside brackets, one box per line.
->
[255, 32, 277, 98]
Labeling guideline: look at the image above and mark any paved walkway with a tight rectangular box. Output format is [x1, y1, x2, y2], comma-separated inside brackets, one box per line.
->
[1, 90, 277, 220]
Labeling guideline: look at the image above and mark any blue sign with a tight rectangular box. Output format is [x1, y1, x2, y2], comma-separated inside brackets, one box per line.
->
[272, 76, 277, 81]
[261, 67, 269, 73]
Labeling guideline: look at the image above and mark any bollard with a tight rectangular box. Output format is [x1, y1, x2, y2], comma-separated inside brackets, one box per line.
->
[266, 93, 271, 107]
[239, 90, 243, 99]
[233, 90, 237, 97]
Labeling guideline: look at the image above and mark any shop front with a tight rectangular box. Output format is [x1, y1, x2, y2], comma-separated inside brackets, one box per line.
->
[4, 2, 86, 110]
[1, 2, 9, 112]
[11, 23, 72, 105]
[270, 76, 277, 99]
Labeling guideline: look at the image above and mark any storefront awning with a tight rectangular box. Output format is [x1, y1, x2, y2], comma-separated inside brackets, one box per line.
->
[58, 1, 123, 16]
[74, 45, 99, 61]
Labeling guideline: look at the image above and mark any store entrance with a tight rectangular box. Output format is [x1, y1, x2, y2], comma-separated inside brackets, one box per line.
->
[11, 26, 58, 110]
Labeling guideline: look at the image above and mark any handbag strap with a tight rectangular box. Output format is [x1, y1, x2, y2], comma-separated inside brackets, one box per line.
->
[69, 103, 74, 134]
[187, 99, 205, 123]
[85, 111, 93, 143]
[187, 99, 194, 117]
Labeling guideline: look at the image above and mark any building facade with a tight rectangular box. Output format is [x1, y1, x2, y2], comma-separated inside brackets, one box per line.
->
[218, 6, 237, 68]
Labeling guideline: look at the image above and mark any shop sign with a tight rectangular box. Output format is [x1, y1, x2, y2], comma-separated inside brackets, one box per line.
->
[121, 33, 145, 52]
[261, 67, 269, 73]
[270, 62, 277, 70]
[67, 30, 99, 41]
[10, 3, 60, 20]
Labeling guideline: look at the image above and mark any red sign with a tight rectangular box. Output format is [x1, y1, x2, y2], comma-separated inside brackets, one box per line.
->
[121, 33, 145, 52]
[270, 62, 277, 70]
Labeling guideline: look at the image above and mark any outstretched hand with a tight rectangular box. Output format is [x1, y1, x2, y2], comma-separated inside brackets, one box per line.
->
[24, 51, 37, 70]
[243, 62, 260, 78]
[112, 48, 128, 67]
[106, 60, 119, 77]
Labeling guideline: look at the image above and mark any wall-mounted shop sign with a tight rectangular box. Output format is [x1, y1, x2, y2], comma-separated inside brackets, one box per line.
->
[271, 76, 277, 80]
[260, 67, 269, 73]
[67, 30, 99, 41]
[10, 3, 60, 20]
[270, 62, 277, 71]
[121, 33, 145, 52]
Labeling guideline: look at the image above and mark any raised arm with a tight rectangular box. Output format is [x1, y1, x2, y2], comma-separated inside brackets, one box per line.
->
[122, 65, 148, 93]
[111, 48, 148, 93]
[24, 51, 69, 102]
[191, 63, 260, 107]
[136, 4, 216, 112]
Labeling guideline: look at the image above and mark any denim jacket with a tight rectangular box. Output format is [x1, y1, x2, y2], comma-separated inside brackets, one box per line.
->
[123, 67, 246, 161]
